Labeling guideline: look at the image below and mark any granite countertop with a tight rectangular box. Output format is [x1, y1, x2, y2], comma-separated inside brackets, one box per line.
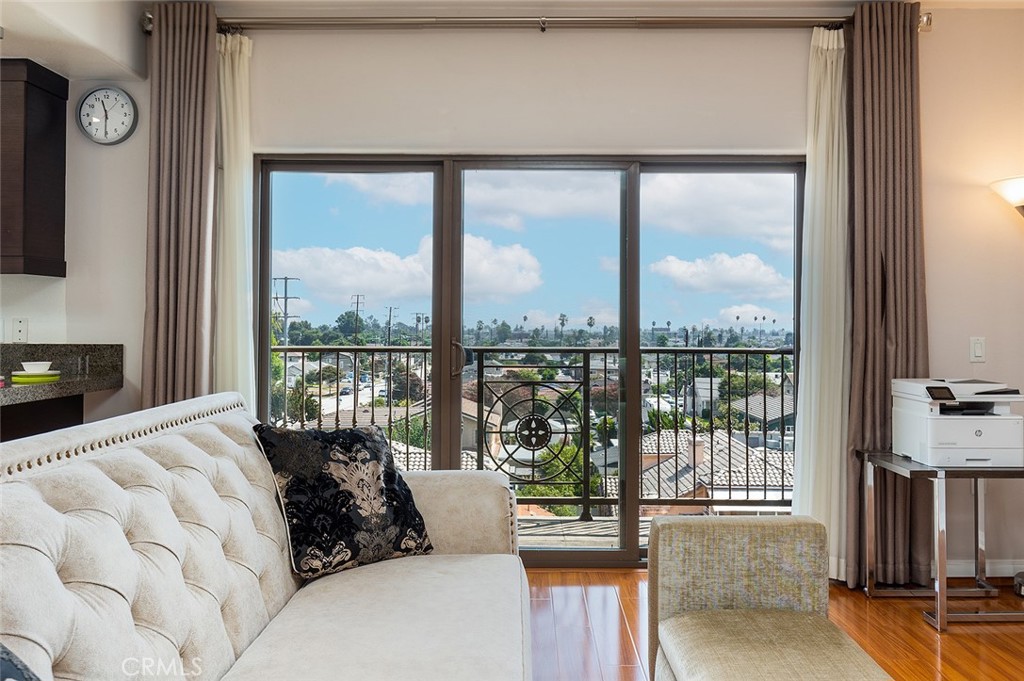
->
[0, 343, 124, 407]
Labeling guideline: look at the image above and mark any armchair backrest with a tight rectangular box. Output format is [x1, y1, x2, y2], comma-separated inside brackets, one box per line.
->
[648, 515, 829, 675]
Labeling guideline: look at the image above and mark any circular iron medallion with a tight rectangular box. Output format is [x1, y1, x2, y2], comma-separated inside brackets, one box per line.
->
[515, 414, 553, 451]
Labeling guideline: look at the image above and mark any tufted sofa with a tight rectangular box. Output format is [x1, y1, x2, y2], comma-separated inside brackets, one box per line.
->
[0, 393, 531, 681]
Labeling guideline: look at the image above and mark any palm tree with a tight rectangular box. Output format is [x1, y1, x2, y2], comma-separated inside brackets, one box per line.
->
[587, 316, 596, 332]
[666, 320, 672, 337]
[558, 313, 568, 342]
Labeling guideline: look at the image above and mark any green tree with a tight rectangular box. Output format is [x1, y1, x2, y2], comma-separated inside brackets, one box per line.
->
[496, 320, 513, 344]
[390, 362, 425, 403]
[515, 443, 601, 516]
[392, 415, 429, 450]
[270, 377, 319, 426]
[595, 416, 617, 446]
[590, 383, 619, 416]
[718, 373, 780, 402]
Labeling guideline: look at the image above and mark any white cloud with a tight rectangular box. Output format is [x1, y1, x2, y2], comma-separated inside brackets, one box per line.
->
[462, 170, 620, 230]
[273, 239, 432, 308]
[463, 234, 543, 302]
[322, 173, 433, 206]
[649, 252, 791, 299]
[641, 173, 795, 251]
[272, 234, 542, 315]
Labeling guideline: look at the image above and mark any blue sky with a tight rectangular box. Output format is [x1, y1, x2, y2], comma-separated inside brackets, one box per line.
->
[270, 169, 795, 338]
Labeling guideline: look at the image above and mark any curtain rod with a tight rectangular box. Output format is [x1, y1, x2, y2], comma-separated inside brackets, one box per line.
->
[139, 12, 855, 34]
[212, 15, 850, 31]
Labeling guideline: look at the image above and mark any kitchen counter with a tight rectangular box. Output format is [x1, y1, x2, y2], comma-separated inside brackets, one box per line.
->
[0, 344, 123, 439]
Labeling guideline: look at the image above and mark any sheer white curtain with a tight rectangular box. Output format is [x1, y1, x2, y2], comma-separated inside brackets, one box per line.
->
[794, 26, 849, 580]
[213, 32, 256, 410]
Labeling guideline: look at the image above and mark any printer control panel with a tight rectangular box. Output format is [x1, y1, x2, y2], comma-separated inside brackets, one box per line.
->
[926, 385, 956, 401]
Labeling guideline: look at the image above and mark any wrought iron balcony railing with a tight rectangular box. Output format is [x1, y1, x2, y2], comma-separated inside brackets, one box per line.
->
[268, 344, 795, 520]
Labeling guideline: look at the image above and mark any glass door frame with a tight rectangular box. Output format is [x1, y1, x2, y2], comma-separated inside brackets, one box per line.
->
[449, 159, 638, 568]
[255, 154, 805, 569]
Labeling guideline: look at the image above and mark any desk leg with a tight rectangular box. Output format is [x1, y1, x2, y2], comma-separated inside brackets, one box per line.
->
[865, 458, 877, 596]
[928, 472, 949, 631]
[975, 478, 987, 583]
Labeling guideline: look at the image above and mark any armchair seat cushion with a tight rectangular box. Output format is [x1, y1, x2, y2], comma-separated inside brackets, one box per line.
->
[658, 609, 890, 681]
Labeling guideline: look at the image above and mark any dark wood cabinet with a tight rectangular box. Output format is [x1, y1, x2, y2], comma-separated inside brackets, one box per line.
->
[1, 59, 68, 277]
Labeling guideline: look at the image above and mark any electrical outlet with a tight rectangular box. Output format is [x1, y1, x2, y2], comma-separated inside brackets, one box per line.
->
[969, 336, 985, 363]
[13, 318, 28, 343]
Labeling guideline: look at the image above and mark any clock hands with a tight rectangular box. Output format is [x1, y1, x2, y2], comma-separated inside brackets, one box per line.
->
[100, 99, 110, 138]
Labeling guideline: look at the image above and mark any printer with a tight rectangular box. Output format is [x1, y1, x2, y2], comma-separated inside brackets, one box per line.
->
[892, 378, 1024, 467]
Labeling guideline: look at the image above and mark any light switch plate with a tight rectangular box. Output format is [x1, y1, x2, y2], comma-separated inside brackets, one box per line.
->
[969, 336, 985, 363]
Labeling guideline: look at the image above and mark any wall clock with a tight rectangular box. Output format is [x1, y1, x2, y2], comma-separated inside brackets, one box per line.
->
[76, 86, 138, 145]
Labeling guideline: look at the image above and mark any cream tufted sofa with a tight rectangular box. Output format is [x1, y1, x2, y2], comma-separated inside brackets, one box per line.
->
[0, 393, 531, 681]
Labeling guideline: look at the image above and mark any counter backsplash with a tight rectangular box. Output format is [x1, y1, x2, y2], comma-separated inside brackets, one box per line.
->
[0, 343, 123, 378]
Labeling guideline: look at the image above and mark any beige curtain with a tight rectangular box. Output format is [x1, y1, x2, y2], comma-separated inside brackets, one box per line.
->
[794, 26, 850, 581]
[214, 32, 256, 411]
[845, 1, 931, 588]
[142, 2, 218, 408]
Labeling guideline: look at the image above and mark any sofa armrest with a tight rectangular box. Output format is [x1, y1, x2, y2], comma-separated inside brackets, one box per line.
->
[403, 470, 517, 555]
[648, 515, 828, 676]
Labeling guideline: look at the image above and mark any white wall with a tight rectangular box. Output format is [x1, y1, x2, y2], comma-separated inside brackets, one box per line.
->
[64, 79, 150, 421]
[0, 276, 66, 342]
[919, 7, 1024, 575]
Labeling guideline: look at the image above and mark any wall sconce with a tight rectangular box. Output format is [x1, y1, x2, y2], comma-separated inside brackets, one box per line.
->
[990, 176, 1024, 217]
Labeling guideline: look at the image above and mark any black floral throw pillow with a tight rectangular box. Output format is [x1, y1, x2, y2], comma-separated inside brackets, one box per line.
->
[253, 424, 432, 579]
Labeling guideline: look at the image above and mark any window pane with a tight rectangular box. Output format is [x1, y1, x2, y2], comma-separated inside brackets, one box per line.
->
[268, 170, 435, 469]
[461, 168, 622, 550]
[638, 172, 796, 540]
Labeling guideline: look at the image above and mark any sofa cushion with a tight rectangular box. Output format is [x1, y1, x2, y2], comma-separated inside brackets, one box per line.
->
[659, 609, 890, 680]
[253, 424, 432, 578]
[221, 554, 531, 681]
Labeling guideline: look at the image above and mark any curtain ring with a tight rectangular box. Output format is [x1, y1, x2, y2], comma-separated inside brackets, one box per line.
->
[539, 17, 548, 33]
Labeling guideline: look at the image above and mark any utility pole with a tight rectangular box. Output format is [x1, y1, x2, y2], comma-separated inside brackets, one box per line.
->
[384, 306, 399, 346]
[351, 294, 365, 345]
[272, 277, 301, 344]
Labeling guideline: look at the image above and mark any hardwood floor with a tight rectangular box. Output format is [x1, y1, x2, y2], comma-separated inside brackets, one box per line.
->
[526, 569, 1024, 681]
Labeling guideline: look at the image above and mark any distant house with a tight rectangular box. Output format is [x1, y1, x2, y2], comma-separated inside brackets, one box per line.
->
[729, 391, 796, 434]
[604, 429, 793, 513]
[284, 354, 354, 388]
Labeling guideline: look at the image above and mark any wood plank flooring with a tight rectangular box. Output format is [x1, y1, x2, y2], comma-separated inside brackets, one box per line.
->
[527, 569, 1024, 681]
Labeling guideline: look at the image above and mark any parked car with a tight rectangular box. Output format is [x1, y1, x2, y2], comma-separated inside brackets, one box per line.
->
[340, 387, 353, 395]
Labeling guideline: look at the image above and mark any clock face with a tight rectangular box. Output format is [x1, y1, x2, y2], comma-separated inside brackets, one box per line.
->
[77, 87, 138, 145]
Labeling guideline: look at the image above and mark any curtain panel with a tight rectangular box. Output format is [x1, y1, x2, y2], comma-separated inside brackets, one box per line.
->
[214, 33, 256, 411]
[845, 1, 931, 588]
[794, 26, 850, 581]
[142, 2, 218, 408]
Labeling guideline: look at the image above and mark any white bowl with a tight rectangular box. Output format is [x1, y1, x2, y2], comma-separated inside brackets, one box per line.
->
[21, 361, 52, 372]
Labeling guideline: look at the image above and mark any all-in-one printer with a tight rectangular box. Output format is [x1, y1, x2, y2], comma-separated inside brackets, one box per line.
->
[892, 378, 1024, 467]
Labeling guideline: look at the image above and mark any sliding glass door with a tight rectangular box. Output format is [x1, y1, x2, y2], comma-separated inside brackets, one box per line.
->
[456, 165, 627, 556]
[258, 156, 802, 566]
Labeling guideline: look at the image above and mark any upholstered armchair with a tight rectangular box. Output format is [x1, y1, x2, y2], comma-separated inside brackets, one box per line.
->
[648, 515, 890, 681]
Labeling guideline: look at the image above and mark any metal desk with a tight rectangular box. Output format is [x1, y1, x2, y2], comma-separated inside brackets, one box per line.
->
[863, 451, 1024, 631]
